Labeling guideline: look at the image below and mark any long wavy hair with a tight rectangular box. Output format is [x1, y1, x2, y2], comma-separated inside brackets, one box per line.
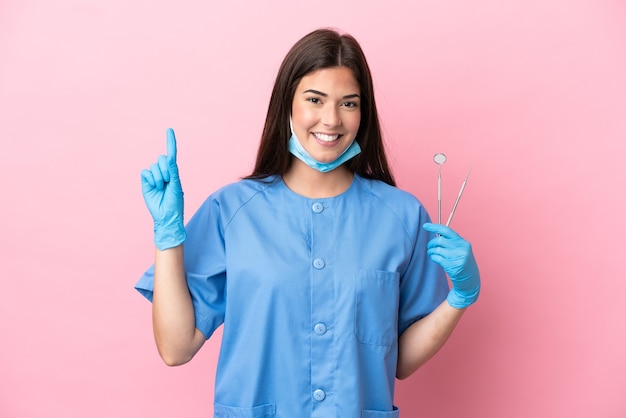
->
[246, 28, 395, 186]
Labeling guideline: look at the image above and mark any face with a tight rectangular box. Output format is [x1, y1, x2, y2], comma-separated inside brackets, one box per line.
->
[291, 66, 361, 164]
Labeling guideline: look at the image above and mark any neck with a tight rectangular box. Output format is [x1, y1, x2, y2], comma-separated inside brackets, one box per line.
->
[282, 158, 354, 198]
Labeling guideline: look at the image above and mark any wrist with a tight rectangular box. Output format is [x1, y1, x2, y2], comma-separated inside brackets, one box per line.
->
[447, 286, 480, 309]
[154, 221, 186, 251]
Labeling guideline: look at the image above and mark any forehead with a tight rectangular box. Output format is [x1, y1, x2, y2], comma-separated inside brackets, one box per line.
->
[297, 66, 360, 93]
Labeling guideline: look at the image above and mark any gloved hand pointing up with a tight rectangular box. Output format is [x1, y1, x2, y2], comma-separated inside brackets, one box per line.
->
[140, 128, 186, 251]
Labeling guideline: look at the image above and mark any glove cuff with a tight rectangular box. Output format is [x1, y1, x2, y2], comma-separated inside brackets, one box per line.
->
[153, 221, 186, 251]
[447, 286, 480, 309]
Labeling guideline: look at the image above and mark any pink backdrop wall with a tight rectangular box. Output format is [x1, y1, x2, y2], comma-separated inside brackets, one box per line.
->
[1, 0, 625, 417]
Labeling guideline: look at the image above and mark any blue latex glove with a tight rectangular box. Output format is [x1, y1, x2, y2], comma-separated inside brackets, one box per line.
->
[423, 223, 480, 309]
[140, 128, 186, 250]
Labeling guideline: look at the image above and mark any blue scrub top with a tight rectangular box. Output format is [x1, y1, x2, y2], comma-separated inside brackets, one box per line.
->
[136, 174, 449, 418]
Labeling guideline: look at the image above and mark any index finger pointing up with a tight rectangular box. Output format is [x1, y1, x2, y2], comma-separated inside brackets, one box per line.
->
[166, 128, 177, 162]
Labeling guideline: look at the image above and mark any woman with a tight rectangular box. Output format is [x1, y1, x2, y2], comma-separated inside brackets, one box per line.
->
[137, 28, 480, 417]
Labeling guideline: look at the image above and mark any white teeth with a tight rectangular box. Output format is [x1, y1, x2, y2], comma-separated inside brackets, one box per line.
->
[314, 133, 340, 142]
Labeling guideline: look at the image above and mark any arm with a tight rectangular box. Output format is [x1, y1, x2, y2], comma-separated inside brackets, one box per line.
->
[152, 245, 205, 366]
[397, 222, 480, 379]
[396, 301, 465, 379]
[141, 129, 205, 366]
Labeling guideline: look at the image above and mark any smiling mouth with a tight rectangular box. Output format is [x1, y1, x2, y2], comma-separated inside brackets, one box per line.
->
[313, 132, 341, 142]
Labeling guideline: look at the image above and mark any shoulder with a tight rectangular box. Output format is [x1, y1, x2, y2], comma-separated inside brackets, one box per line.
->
[354, 175, 424, 209]
[199, 176, 281, 222]
[353, 175, 431, 231]
[212, 176, 279, 201]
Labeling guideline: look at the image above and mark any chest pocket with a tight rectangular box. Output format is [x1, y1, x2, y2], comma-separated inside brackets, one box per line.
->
[354, 269, 400, 346]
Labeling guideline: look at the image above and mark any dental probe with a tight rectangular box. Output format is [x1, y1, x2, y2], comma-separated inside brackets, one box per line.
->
[446, 167, 472, 227]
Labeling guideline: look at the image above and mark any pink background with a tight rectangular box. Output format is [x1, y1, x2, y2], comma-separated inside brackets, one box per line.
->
[1, 0, 625, 417]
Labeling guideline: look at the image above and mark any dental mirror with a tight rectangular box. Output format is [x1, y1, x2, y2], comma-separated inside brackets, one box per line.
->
[434, 153, 446, 224]
[433, 153, 447, 165]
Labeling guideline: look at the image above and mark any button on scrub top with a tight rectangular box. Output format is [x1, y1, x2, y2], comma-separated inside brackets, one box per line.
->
[136, 175, 449, 418]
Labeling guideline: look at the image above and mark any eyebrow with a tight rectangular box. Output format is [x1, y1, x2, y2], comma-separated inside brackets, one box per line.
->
[303, 89, 360, 99]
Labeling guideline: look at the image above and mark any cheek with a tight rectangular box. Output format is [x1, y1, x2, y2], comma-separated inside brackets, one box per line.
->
[292, 106, 317, 129]
[300, 113, 315, 127]
[346, 112, 361, 133]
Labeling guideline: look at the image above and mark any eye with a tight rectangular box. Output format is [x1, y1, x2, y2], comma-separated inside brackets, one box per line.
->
[342, 101, 359, 108]
[307, 97, 322, 104]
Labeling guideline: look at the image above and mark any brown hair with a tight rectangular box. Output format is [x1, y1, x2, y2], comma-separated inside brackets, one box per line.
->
[246, 28, 395, 186]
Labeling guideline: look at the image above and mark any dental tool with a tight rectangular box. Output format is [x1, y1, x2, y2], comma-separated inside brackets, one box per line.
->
[433, 153, 447, 225]
[446, 167, 472, 227]
[433, 153, 472, 227]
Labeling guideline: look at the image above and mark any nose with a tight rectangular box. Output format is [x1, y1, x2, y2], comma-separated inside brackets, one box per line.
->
[322, 106, 342, 128]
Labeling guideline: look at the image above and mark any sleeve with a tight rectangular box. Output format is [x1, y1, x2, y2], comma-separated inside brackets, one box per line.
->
[135, 195, 227, 340]
[397, 204, 450, 335]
